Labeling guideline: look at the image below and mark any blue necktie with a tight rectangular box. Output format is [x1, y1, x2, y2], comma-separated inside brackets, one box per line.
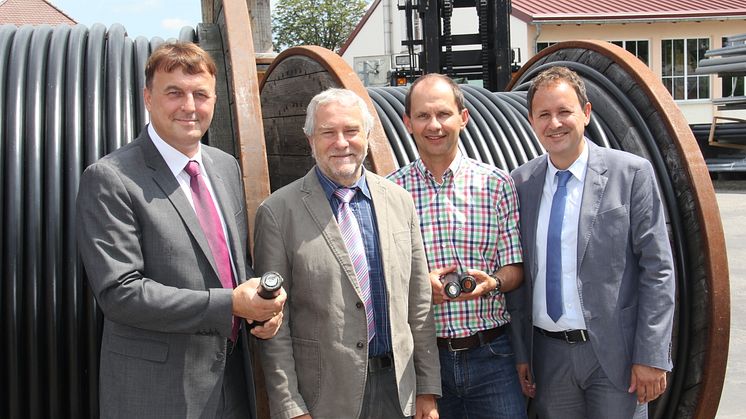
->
[546, 170, 573, 322]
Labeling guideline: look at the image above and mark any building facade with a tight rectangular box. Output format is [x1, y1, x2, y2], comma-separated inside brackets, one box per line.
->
[340, 0, 746, 124]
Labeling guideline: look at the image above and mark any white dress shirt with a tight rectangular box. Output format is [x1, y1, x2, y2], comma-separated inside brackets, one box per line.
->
[148, 124, 237, 279]
[533, 141, 589, 331]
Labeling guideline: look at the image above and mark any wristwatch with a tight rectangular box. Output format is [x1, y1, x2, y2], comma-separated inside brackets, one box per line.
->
[484, 273, 503, 297]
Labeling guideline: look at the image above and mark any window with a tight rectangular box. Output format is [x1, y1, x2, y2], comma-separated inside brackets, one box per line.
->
[536, 42, 556, 53]
[723, 75, 745, 97]
[609, 40, 649, 66]
[662, 38, 710, 100]
[721, 37, 745, 97]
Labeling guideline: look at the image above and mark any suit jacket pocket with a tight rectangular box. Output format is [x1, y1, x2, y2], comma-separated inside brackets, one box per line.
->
[107, 333, 169, 363]
[291, 336, 322, 410]
[391, 230, 412, 269]
[596, 205, 629, 236]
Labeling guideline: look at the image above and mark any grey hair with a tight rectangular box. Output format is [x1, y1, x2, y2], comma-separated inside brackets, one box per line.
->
[303, 88, 374, 137]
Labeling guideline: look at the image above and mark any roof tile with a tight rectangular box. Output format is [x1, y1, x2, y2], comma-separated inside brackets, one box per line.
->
[0, 0, 77, 26]
[512, 0, 746, 21]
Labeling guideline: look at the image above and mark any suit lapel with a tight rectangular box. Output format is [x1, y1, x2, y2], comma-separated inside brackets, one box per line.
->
[523, 157, 548, 283]
[366, 172, 392, 298]
[202, 150, 245, 284]
[141, 134, 221, 284]
[300, 169, 364, 298]
[577, 141, 608, 271]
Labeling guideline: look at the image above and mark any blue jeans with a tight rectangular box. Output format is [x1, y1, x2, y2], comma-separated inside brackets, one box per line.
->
[438, 333, 527, 419]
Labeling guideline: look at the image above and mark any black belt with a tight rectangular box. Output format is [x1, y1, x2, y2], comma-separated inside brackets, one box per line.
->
[368, 352, 394, 372]
[535, 326, 590, 344]
[437, 325, 506, 352]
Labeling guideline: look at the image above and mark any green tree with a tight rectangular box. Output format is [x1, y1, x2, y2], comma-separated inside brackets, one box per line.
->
[273, 0, 368, 52]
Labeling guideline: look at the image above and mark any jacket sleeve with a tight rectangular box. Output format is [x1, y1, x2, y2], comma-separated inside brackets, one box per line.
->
[254, 202, 309, 419]
[629, 161, 675, 371]
[407, 203, 443, 397]
[76, 161, 235, 337]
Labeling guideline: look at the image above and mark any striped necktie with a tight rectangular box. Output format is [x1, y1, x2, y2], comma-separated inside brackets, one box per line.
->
[334, 187, 376, 342]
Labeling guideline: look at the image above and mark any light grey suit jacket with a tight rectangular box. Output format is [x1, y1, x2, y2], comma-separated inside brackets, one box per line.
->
[509, 140, 675, 391]
[76, 129, 255, 418]
[254, 168, 441, 419]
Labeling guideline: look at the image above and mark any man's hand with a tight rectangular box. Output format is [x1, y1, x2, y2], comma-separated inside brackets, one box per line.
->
[232, 277, 286, 322]
[449, 269, 496, 301]
[516, 363, 536, 398]
[415, 394, 439, 419]
[429, 266, 457, 305]
[628, 364, 667, 403]
[250, 310, 283, 339]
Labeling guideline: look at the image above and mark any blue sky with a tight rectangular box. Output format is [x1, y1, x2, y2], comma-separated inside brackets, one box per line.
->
[50, 0, 203, 40]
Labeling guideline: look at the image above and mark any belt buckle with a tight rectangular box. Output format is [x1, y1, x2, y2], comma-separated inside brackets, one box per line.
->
[447, 338, 470, 352]
[564, 330, 588, 344]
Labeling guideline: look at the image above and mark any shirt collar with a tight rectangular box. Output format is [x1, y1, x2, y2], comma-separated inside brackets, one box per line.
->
[314, 166, 372, 201]
[546, 138, 589, 184]
[148, 123, 205, 177]
[414, 150, 464, 184]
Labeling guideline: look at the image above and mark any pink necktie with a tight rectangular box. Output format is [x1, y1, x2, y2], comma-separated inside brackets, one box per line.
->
[334, 188, 375, 342]
[184, 160, 237, 341]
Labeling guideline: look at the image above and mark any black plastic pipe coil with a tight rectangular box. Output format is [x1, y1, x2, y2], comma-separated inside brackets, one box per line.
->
[368, 73, 690, 419]
[0, 23, 196, 419]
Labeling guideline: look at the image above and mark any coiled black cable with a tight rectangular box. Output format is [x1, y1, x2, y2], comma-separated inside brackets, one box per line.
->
[0, 23, 203, 419]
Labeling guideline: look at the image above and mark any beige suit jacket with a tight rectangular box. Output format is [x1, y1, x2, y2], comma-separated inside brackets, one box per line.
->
[254, 168, 441, 419]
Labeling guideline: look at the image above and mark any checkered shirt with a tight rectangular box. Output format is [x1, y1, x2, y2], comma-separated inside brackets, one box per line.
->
[388, 154, 522, 338]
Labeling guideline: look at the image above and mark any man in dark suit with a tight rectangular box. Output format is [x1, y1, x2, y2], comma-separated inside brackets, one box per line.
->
[254, 88, 441, 419]
[76, 42, 286, 419]
[510, 66, 675, 418]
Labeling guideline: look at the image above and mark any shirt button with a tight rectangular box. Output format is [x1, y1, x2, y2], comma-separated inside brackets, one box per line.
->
[356, 301, 364, 309]
[356, 341, 365, 349]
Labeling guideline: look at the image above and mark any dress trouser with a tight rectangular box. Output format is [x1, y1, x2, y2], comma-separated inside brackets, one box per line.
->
[532, 328, 647, 419]
[216, 335, 252, 419]
[359, 355, 409, 419]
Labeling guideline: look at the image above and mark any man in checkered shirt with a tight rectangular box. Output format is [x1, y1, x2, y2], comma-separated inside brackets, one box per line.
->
[388, 73, 527, 418]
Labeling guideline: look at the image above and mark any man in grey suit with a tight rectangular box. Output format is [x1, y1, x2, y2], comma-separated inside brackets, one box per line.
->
[254, 88, 441, 419]
[510, 66, 675, 418]
[76, 42, 286, 419]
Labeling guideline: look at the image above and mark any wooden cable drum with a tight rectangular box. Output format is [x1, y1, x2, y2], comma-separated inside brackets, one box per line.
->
[259, 45, 396, 192]
[257, 42, 729, 419]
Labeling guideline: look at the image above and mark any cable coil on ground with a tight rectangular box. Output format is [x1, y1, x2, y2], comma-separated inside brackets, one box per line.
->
[0, 23, 197, 419]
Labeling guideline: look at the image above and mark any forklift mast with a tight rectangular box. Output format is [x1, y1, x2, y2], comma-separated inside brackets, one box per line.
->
[398, 0, 513, 91]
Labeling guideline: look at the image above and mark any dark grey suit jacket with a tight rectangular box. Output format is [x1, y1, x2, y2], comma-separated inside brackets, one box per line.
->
[76, 129, 255, 418]
[254, 168, 441, 419]
[510, 140, 675, 391]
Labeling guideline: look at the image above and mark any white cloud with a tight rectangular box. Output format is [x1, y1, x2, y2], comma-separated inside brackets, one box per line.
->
[161, 17, 191, 30]
[113, 0, 164, 14]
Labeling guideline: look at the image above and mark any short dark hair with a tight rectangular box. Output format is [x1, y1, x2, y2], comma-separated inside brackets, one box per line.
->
[145, 42, 217, 90]
[527, 66, 589, 116]
[404, 73, 465, 116]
